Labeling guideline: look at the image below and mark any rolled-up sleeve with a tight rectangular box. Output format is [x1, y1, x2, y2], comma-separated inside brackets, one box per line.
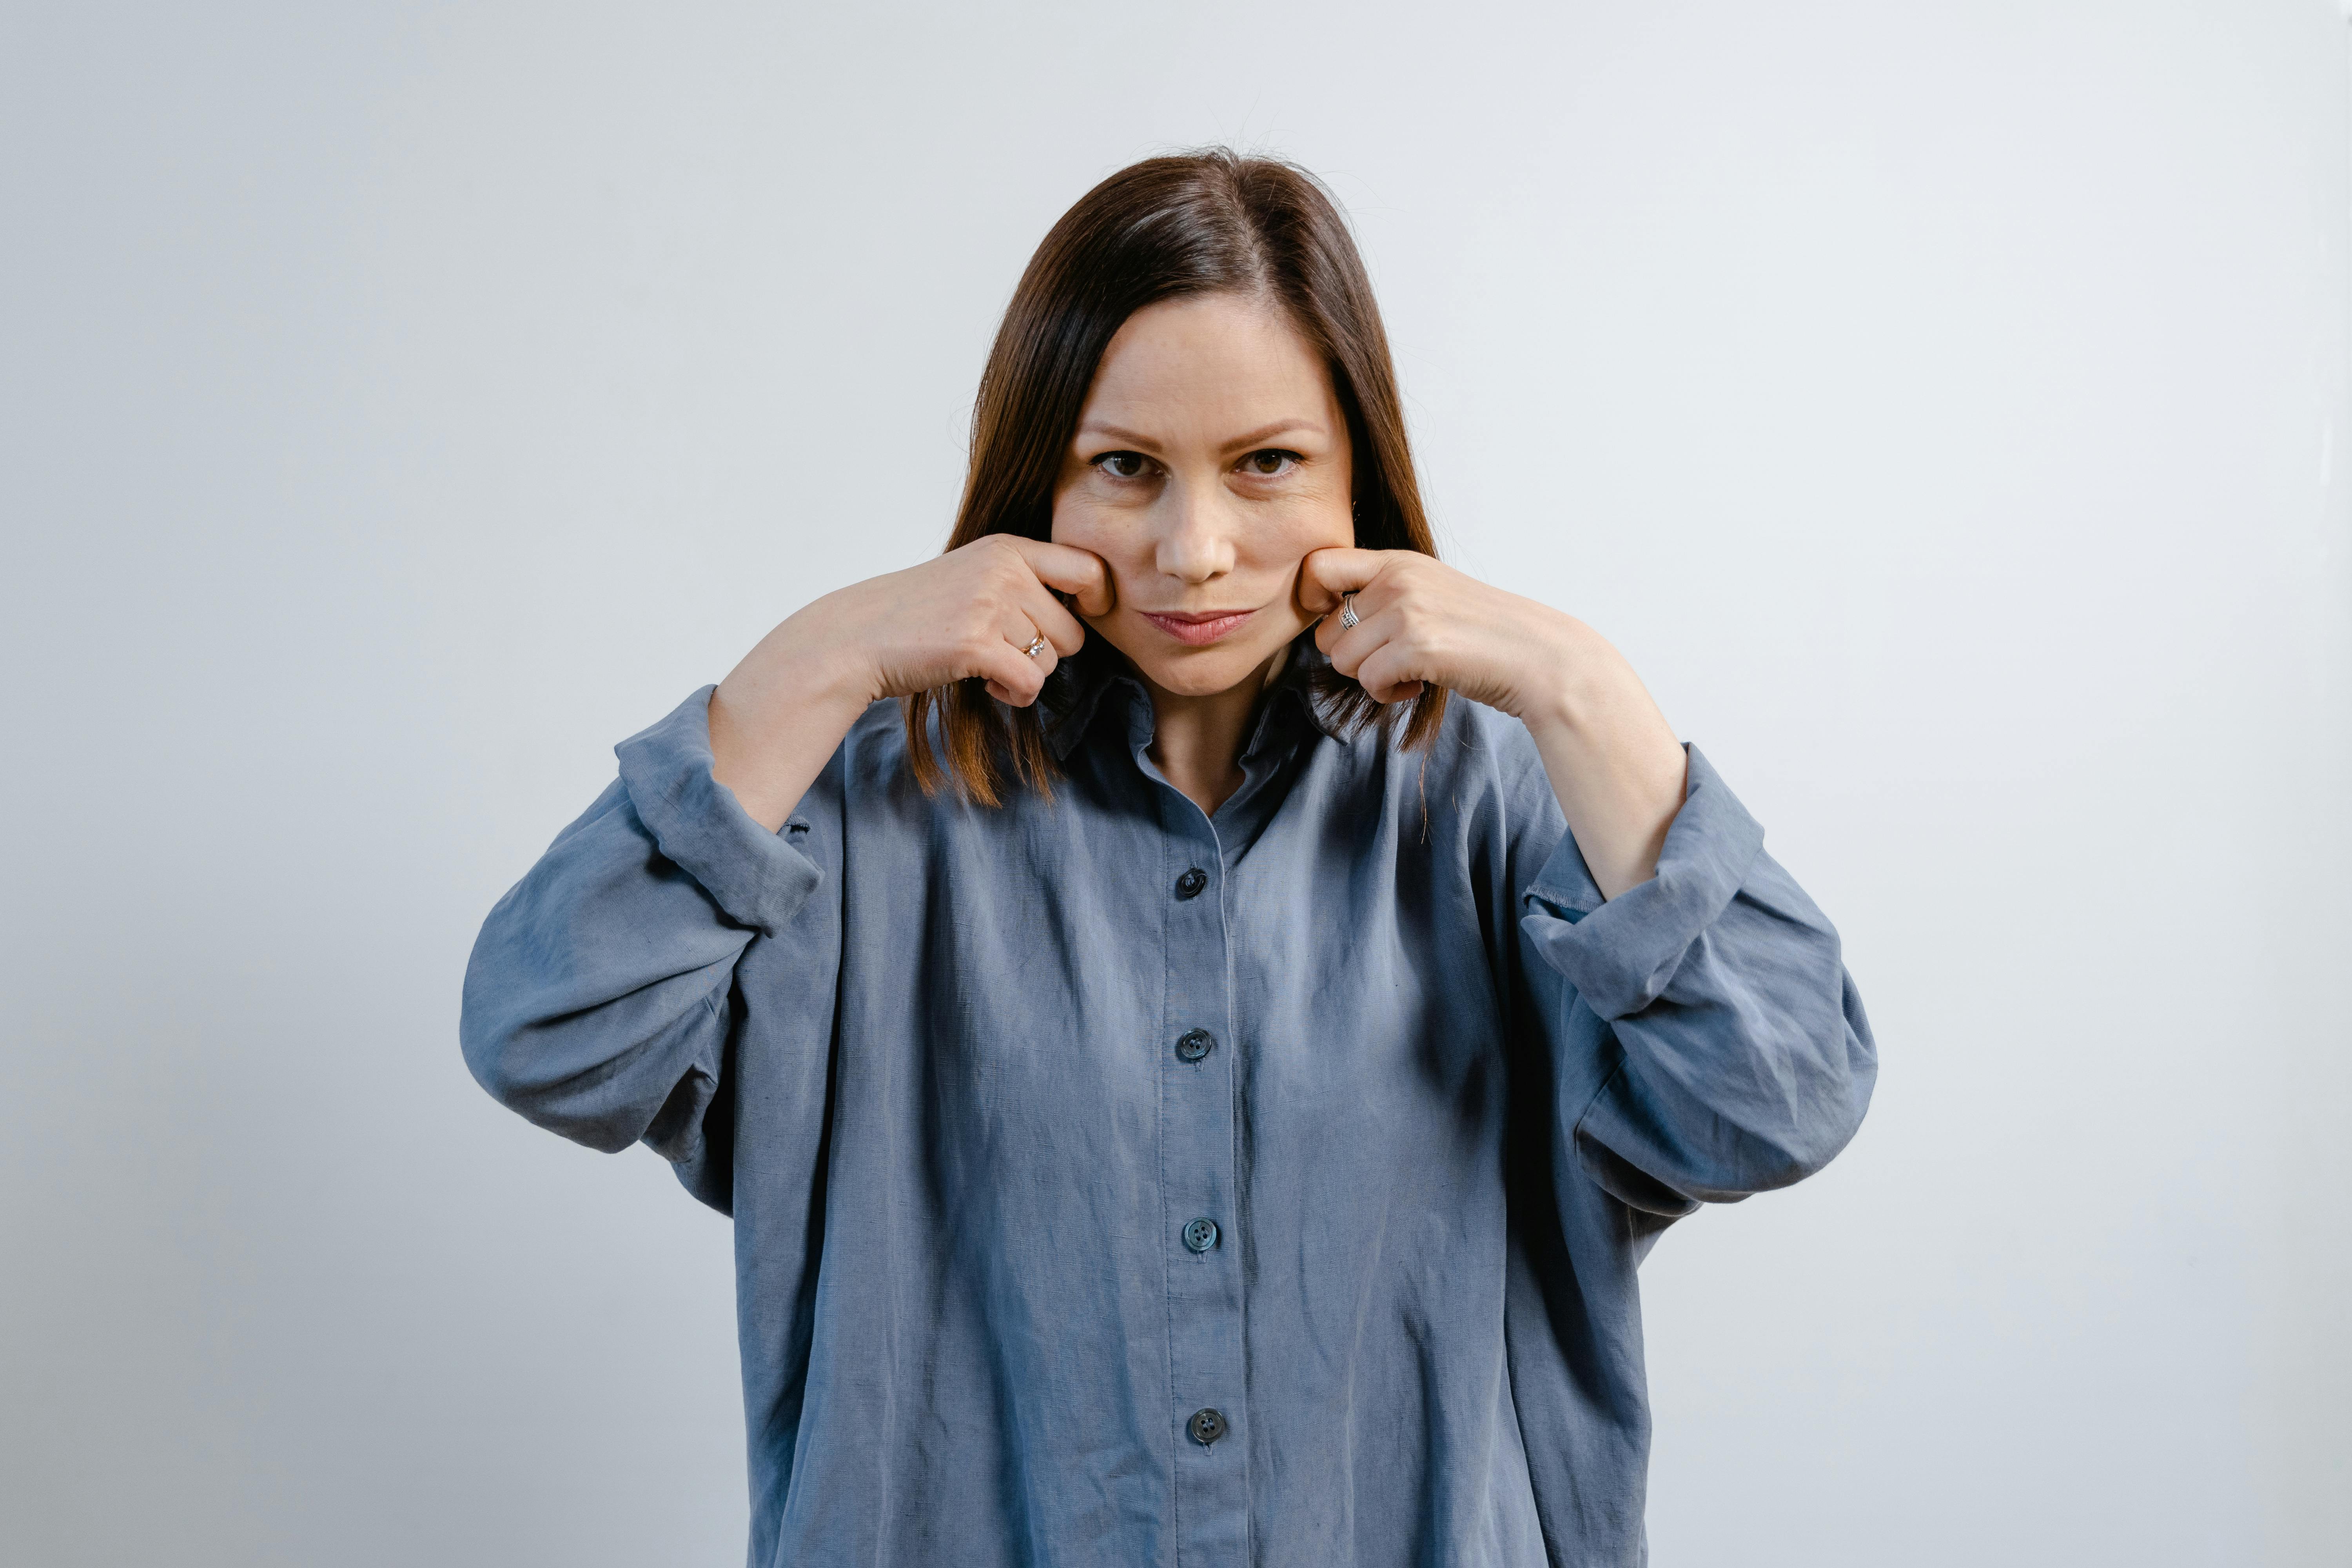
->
[459, 685, 831, 1206]
[1517, 744, 1877, 1210]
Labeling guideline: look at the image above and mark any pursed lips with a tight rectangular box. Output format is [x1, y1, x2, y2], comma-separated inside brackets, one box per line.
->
[1138, 608, 1256, 646]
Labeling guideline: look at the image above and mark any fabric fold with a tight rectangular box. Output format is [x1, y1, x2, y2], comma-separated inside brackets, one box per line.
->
[1517, 744, 1766, 1020]
[613, 684, 825, 934]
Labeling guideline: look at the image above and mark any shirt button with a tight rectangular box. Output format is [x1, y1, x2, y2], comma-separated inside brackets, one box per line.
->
[1182, 1216, 1220, 1253]
[1174, 1029, 1215, 1063]
[1188, 1407, 1228, 1446]
[1174, 867, 1208, 899]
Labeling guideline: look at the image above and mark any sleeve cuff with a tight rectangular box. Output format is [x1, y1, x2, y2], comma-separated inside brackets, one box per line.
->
[1517, 742, 1765, 1020]
[613, 685, 825, 934]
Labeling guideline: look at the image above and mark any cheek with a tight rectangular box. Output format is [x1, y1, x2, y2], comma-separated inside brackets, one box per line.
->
[1249, 493, 1355, 566]
[1049, 499, 1149, 606]
[1050, 497, 1126, 560]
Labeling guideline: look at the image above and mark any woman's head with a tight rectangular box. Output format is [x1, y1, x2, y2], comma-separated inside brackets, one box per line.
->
[906, 148, 1446, 801]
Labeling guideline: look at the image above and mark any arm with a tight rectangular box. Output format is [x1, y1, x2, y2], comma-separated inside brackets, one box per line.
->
[1300, 549, 1686, 899]
[1514, 746, 1877, 1208]
[459, 688, 833, 1209]
[463, 535, 1112, 1201]
[1517, 620, 1687, 902]
[1296, 546, 1871, 1202]
[709, 535, 1112, 831]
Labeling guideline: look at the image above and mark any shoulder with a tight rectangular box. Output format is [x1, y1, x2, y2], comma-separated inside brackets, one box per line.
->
[828, 696, 930, 811]
[1313, 693, 1561, 857]
[832, 695, 1040, 818]
[843, 695, 912, 766]
[1387, 693, 1554, 813]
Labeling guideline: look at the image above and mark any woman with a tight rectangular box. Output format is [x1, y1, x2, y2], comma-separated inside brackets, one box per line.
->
[461, 149, 1875, 1566]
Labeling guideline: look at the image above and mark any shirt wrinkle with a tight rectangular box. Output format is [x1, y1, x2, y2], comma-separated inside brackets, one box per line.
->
[458, 648, 1877, 1568]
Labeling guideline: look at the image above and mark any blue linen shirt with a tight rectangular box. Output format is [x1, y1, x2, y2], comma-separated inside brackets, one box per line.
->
[460, 628, 1875, 1567]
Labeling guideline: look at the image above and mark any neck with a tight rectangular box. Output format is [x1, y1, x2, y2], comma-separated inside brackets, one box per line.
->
[1139, 643, 1292, 820]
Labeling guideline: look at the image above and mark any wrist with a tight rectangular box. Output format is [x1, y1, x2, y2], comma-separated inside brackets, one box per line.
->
[1520, 623, 1684, 779]
[1519, 618, 1624, 740]
[807, 589, 897, 699]
[750, 597, 887, 715]
[713, 613, 878, 764]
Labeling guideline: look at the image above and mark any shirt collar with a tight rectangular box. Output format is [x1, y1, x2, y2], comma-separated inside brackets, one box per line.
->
[1041, 628, 1347, 764]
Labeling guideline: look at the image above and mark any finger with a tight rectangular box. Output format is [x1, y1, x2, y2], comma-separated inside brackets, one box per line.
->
[1315, 581, 1390, 662]
[1313, 593, 1359, 657]
[1003, 536, 1116, 617]
[1318, 592, 1371, 673]
[998, 608, 1064, 683]
[1296, 546, 1389, 617]
[1011, 576, 1089, 657]
[1322, 599, 1426, 704]
[968, 635, 1049, 708]
[1352, 637, 1430, 704]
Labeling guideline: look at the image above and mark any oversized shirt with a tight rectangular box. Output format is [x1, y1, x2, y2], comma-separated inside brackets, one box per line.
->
[460, 628, 1876, 1567]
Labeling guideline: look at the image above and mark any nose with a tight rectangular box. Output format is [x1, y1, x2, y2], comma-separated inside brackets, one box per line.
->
[1153, 479, 1238, 584]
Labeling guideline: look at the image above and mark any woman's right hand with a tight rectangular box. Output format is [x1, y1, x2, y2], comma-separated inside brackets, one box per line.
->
[708, 535, 1116, 830]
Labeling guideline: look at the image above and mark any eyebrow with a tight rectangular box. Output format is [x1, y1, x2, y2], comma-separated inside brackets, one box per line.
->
[1077, 419, 1326, 453]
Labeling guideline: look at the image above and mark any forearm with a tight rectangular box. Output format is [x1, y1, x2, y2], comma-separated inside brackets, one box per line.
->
[1521, 621, 1688, 902]
[709, 603, 877, 833]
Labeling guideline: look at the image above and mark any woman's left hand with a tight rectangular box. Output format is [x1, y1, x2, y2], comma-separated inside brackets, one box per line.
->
[1299, 546, 1690, 899]
[1299, 547, 1602, 720]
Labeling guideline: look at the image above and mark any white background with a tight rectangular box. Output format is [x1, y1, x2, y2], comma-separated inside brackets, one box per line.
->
[4, 2, 2347, 1563]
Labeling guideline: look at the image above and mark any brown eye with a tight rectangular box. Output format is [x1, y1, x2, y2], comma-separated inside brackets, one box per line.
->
[1242, 449, 1300, 477]
[1093, 452, 1150, 480]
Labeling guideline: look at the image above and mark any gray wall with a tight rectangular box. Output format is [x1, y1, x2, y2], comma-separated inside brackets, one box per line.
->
[4, 2, 2347, 1563]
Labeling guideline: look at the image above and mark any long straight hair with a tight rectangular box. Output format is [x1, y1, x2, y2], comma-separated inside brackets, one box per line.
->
[903, 149, 1450, 804]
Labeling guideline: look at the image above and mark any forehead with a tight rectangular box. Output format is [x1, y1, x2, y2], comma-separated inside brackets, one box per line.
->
[1081, 292, 1337, 430]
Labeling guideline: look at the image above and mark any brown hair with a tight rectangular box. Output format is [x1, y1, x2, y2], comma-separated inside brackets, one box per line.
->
[903, 148, 1450, 804]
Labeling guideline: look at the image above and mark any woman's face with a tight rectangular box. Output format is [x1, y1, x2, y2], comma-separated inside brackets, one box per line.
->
[1052, 291, 1355, 699]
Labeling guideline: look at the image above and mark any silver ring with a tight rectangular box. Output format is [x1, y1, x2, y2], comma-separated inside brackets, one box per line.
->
[1338, 592, 1359, 631]
[1022, 634, 1048, 658]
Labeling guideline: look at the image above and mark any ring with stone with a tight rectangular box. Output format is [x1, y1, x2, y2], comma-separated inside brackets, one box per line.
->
[1022, 634, 1048, 658]
[1338, 592, 1359, 631]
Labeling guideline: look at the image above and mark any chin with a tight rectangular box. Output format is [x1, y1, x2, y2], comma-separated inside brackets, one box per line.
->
[1102, 622, 1290, 699]
[1137, 655, 1258, 697]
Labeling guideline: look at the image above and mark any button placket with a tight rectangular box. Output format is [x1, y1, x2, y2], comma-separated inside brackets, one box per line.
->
[1156, 822, 1248, 1561]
